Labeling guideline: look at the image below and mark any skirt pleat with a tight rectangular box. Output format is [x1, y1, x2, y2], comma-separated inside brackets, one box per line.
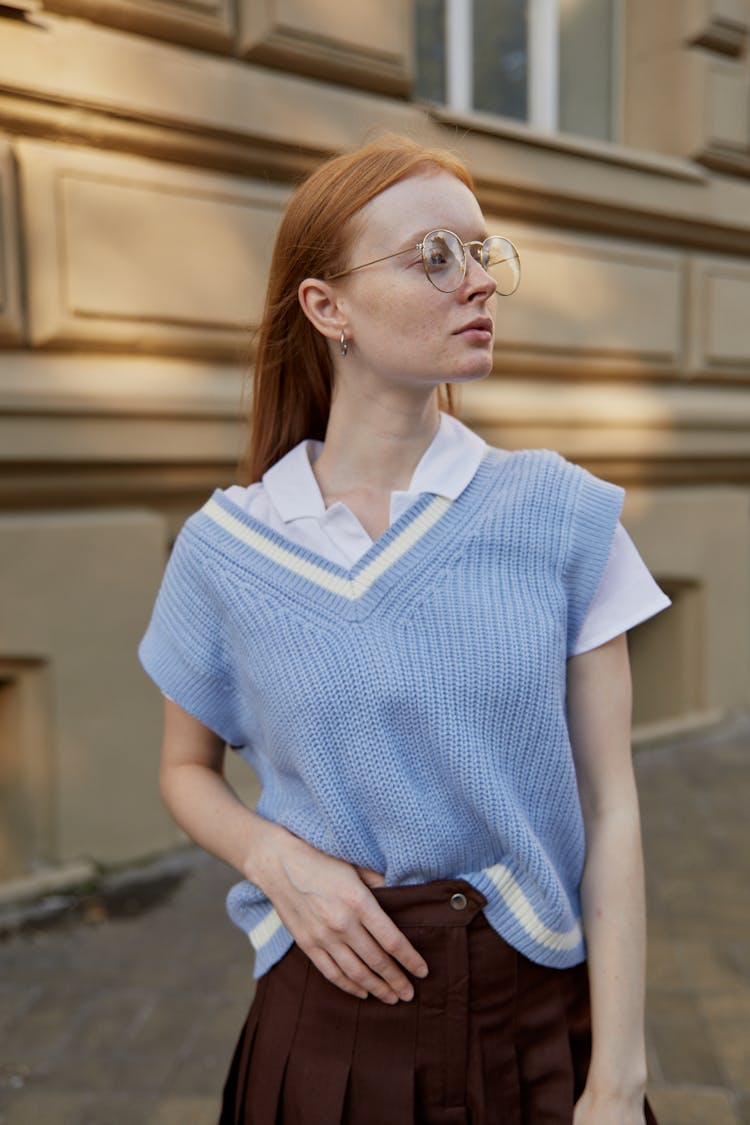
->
[346, 961, 419, 1125]
[218, 973, 266, 1125]
[219, 879, 660, 1125]
[279, 946, 360, 1125]
[241, 942, 310, 1125]
[514, 951, 579, 1122]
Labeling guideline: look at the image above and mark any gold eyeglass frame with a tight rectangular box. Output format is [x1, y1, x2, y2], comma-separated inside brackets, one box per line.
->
[326, 229, 521, 295]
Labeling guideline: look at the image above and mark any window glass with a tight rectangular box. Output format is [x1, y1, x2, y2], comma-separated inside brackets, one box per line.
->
[559, 0, 615, 141]
[415, 0, 446, 104]
[414, 0, 617, 143]
[473, 0, 528, 121]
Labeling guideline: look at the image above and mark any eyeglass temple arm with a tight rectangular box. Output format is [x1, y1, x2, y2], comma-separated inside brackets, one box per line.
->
[326, 245, 417, 281]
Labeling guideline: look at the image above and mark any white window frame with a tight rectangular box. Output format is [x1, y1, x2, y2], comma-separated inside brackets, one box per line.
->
[444, 0, 621, 139]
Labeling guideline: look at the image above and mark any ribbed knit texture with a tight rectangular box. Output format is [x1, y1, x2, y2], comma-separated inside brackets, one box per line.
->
[138, 447, 625, 978]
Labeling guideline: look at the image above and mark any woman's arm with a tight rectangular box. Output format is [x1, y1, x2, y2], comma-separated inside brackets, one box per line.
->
[566, 632, 648, 1125]
[159, 697, 428, 1003]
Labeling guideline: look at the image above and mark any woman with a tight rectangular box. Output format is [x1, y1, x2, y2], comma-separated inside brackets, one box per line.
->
[139, 135, 669, 1124]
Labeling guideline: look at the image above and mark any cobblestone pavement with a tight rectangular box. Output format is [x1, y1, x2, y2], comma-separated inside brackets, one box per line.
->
[1, 716, 748, 1125]
[638, 717, 750, 1125]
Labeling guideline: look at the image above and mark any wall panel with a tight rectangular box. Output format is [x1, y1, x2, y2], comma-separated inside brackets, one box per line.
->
[706, 59, 750, 149]
[15, 140, 287, 355]
[0, 510, 181, 867]
[490, 221, 684, 374]
[690, 257, 750, 375]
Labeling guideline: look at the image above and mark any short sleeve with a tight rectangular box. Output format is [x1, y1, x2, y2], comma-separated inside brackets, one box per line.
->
[571, 522, 672, 655]
[138, 522, 246, 747]
[563, 460, 626, 658]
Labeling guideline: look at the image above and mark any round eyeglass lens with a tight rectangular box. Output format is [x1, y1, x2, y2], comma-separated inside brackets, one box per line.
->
[421, 230, 465, 292]
[482, 236, 521, 296]
[421, 231, 521, 294]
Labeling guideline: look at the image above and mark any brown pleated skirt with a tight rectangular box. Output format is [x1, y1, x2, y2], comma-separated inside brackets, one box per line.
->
[219, 878, 658, 1124]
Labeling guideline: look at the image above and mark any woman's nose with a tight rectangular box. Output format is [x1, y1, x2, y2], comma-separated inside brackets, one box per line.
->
[464, 251, 498, 299]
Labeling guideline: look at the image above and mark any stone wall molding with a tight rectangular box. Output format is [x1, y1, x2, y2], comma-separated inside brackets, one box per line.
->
[1, 15, 750, 254]
[40, 0, 234, 52]
[238, 0, 412, 95]
[3, 354, 750, 508]
[0, 140, 24, 344]
[625, 0, 750, 171]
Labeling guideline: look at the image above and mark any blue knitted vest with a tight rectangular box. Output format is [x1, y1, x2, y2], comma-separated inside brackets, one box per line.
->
[138, 446, 625, 979]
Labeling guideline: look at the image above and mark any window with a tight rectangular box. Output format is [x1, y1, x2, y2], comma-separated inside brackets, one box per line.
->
[415, 0, 621, 143]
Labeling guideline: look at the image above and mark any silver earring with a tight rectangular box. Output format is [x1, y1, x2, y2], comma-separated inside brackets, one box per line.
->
[339, 330, 348, 357]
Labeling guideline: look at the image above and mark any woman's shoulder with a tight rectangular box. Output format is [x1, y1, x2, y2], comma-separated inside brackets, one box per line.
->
[168, 482, 264, 566]
[481, 443, 578, 485]
[478, 447, 625, 531]
[179, 481, 266, 534]
[484, 444, 621, 492]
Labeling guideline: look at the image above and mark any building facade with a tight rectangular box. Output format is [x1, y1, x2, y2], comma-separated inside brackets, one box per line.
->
[1, 0, 749, 888]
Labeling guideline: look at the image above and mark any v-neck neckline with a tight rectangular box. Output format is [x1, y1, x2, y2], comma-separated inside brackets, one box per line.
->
[200, 488, 452, 586]
[192, 449, 508, 615]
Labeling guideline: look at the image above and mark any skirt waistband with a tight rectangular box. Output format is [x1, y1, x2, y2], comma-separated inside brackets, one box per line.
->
[369, 877, 488, 928]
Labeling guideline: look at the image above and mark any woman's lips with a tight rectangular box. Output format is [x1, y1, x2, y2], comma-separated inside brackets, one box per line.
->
[455, 318, 494, 341]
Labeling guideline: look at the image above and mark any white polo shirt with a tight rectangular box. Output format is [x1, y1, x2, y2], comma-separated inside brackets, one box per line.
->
[224, 412, 671, 655]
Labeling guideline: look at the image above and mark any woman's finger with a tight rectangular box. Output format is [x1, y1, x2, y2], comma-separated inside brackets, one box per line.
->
[308, 947, 369, 1001]
[327, 942, 403, 1004]
[344, 928, 418, 1001]
[360, 899, 429, 981]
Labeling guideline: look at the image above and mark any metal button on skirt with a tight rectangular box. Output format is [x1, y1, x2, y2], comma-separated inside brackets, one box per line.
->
[218, 878, 658, 1125]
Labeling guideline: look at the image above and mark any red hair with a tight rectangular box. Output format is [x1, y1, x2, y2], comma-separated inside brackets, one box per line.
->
[239, 135, 474, 484]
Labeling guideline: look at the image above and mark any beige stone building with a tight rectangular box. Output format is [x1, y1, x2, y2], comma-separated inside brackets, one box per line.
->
[0, 0, 749, 891]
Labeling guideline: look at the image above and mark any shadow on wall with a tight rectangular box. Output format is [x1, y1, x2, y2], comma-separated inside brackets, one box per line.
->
[629, 579, 702, 729]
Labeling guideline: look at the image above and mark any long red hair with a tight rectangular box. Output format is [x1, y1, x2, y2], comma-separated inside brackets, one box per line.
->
[239, 134, 474, 484]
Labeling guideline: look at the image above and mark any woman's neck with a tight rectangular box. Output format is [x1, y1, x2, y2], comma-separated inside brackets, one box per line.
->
[313, 389, 440, 499]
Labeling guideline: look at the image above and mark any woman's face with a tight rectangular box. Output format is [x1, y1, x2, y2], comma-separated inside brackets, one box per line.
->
[334, 170, 498, 390]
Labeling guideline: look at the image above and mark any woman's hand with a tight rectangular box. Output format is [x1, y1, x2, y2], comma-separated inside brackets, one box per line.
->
[248, 824, 429, 1004]
[157, 697, 428, 1005]
[573, 1086, 647, 1124]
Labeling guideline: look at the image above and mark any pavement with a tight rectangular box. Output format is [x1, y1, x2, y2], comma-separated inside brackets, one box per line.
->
[1, 714, 749, 1125]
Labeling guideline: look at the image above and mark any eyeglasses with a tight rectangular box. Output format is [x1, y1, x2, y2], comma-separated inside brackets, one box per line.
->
[326, 229, 521, 295]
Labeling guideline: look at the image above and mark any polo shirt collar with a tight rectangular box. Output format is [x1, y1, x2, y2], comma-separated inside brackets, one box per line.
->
[262, 410, 487, 524]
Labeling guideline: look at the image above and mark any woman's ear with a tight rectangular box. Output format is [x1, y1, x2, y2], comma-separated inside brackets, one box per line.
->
[298, 278, 347, 343]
